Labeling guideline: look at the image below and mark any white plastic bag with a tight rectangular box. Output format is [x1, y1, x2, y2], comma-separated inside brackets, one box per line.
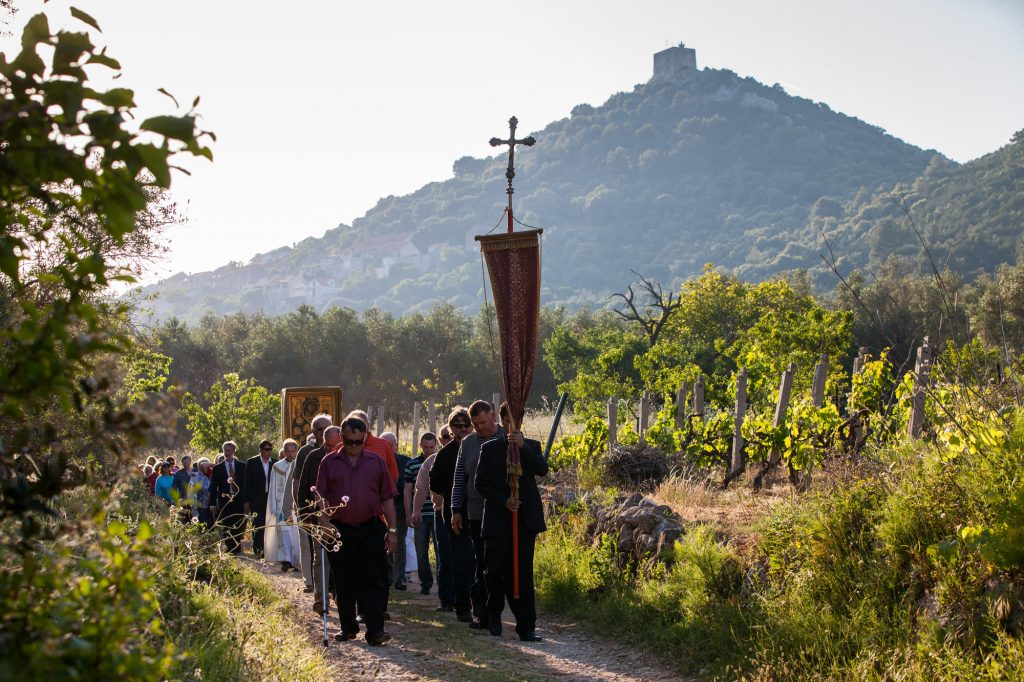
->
[405, 527, 417, 572]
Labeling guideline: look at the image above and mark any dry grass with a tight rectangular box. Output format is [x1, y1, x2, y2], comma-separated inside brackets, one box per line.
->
[651, 467, 799, 555]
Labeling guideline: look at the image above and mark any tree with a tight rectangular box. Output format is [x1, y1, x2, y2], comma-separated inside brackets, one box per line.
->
[1, 6, 213, 539]
[609, 271, 681, 348]
[181, 373, 280, 459]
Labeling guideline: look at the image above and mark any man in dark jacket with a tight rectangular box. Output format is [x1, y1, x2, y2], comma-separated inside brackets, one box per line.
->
[209, 441, 247, 555]
[474, 415, 548, 642]
[429, 407, 474, 616]
[244, 440, 277, 558]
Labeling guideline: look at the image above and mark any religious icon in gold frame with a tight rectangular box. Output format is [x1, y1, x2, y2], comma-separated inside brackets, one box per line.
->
[280, 386, 342, 443]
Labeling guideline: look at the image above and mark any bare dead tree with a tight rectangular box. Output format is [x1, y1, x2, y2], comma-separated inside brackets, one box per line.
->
[609, 271, 681, 348]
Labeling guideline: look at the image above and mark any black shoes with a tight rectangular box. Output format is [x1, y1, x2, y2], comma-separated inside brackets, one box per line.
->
[366, 631, 391, 646]
[434, 603, 454, 612]
[280, 561, 293, 572]
[456, 610, 474, 622]
[488, 621, 502, 637]
[394, 583, 407, 591]
[334, 630, 358, 641]
[302, 585, 313, 593]
[419, 586, 430, 595]
[519, 632, 543, 642]
[468, 620, 487, 630]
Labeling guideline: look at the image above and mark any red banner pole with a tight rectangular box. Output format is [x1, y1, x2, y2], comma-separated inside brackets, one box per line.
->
[512, 509, 520, 599]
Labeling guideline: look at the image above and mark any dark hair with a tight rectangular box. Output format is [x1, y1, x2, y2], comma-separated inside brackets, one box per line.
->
[499, 401, 511, 422]
[421, 432, 436, 443]
[340, 417, 368, 433]
[447, 407, 470, 426]
[259, 439, 273, 449]
[468, 400, 492, 417]
[166, 456, 176, 465]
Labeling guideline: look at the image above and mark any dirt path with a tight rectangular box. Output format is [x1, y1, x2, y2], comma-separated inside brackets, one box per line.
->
[246, 558, 688, 681]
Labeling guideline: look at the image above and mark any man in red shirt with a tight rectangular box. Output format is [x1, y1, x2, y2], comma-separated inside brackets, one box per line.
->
[346, 409, 401, 620]
[346, 410, 399, 482]
[317, 418, 398, 646]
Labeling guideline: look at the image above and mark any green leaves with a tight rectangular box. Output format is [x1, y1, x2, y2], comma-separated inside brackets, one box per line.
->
[140, 114, 198, 142]
[181, 373, 281, 459]
[0, 4, 214, 543]
[70, 7, 102, 32]
[21, 13, 50, 49]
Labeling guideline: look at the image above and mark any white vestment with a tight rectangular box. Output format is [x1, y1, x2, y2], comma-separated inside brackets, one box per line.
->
[264, 458, 301, 565]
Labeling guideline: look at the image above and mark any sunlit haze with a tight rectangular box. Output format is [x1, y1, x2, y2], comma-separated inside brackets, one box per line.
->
[3, 0, 1022, 283]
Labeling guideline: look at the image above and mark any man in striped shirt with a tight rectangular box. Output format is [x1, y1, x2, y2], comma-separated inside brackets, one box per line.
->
[450, 400, 504, 629]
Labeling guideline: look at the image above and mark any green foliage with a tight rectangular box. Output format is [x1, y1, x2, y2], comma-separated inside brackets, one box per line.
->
[180, 373, 280, 459]
[549, 269, 853, 425]
[549, 416, 607, 470]
[1, 4, 209, 540]
[537, 512, 746, 677]
[0, 518, 177, 680]
[683, 410, 735, 469]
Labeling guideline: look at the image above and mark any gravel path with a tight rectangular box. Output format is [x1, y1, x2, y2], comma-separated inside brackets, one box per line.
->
[247, 558, 688, 681]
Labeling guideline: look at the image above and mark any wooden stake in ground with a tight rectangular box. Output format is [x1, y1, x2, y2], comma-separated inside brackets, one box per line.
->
[411, 401, 421, 455]
[639, 390, 650, 441]
[907, 337, 932, 439]
[675, 383, 687, 428]
[799, 354, 829, 490]
[730, 368, 748, 477]
[693, 375, 705, 418]
[754, 363, 795, 490]
[608, 398, 618, 455]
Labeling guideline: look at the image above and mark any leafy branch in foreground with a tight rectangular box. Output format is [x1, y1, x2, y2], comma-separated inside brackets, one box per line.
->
[0, 6, 212, 542]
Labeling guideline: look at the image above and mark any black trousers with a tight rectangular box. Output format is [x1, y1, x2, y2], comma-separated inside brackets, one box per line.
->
[327, 518, 388, 635]
[484, 529, 537, 636]
[218, 506, 247, 554]
[449, 519, 473, 615]
[251, 509, 267, 555]
[468, 519, 488, 619]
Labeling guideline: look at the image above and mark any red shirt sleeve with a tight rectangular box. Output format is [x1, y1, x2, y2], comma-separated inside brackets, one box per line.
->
[384, 441, 398, 482]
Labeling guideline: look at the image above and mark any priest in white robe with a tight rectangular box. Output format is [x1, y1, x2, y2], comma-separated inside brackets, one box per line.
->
[265, 439, 302, 572]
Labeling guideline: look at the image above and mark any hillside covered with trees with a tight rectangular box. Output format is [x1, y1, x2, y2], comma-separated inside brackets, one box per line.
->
[135, 57, 1022, 321]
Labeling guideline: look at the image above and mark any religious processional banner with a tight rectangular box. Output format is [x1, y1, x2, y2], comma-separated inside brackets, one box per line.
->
[280, 386, 342, 443]
[475, 229, 543, 430]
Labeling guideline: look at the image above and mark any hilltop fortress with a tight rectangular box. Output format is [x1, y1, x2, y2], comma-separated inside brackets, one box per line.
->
[651, 43, 698, 82]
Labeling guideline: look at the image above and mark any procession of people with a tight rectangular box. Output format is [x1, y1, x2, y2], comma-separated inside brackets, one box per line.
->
[143, 399, 548, 647]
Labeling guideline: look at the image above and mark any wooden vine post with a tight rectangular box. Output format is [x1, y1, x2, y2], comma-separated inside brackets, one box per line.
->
[799, 354, 829, 489]
[411, 402, 421, 455]
[907, 337, 932, 439]
[675, 382, 687, 428]
[607, 397, 618, 455]
[692, 375, 705, 418]
[730, 368, 748, 477]
[638, 390, 650, 441]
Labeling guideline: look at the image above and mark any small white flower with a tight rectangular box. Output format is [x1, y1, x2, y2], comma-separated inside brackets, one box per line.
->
[191, 517, 199, 524]
[341, 495, 350, 504]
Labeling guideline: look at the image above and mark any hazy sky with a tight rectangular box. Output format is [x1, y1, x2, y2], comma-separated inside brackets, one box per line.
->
[4, 0, 1023, 281]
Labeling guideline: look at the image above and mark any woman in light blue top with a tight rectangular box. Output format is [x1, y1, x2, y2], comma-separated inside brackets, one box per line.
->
[154, 462, 175, 505]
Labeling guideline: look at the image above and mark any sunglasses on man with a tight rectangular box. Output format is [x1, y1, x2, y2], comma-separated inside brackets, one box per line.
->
[343, 437, 365, 446]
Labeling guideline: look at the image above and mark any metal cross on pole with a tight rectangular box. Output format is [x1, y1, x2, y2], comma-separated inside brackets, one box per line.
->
[489, 116, 535, 233]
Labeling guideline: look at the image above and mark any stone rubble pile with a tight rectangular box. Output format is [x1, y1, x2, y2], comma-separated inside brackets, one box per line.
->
[542, 486, 684, 571]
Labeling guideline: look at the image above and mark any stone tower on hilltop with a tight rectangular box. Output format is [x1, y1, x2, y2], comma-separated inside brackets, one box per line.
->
[651, 43, 698, 82]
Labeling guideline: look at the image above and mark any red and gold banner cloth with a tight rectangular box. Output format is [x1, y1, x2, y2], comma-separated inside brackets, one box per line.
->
[476, 228, 542, 499]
